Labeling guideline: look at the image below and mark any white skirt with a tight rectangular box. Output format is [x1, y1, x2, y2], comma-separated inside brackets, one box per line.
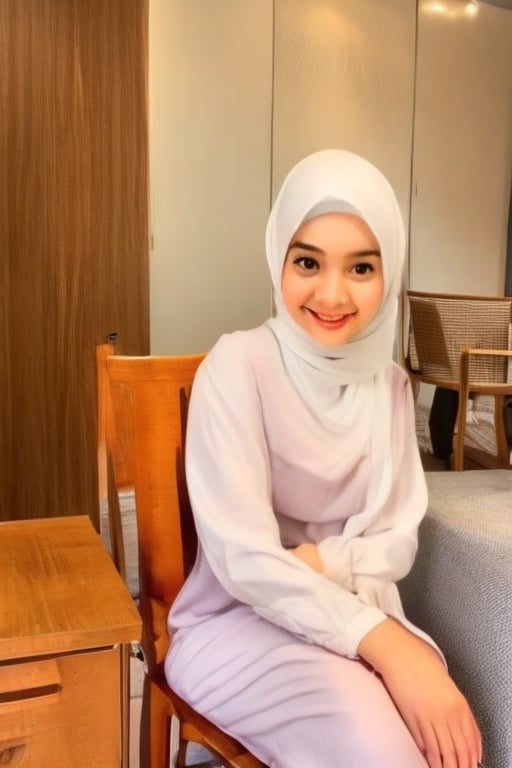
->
[165, 603, 428, 768]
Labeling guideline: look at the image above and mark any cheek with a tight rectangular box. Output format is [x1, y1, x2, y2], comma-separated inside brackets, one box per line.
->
[368, 279, 385, 317]
[281, 268, 303, 310]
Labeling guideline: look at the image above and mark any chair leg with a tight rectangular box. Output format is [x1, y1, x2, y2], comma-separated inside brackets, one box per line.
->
[140, 675, 172, 768]
[169, 715, 189, 768]
[494, 394, 510, 464]
[428, 387, 458, 461]
[453, 397, 467, 471]
[120, 644, 131, 768]
[176, 732, 188, 768]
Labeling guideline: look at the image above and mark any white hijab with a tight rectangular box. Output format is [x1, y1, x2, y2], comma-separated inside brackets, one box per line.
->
[265, 149, 406, 512]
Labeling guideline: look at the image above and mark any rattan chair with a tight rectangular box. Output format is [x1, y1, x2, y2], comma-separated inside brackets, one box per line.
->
[405, 290, 512, 471]
[96, 344, 267, 768]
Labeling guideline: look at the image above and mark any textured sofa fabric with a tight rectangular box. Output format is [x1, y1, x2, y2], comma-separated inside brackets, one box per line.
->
[398, 470, 512, 768]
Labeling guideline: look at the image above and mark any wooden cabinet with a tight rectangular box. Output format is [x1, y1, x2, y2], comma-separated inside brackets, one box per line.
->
[0, 516, 142, 767]
[0, 1, 149, 527]
[1, 651, 121, 766]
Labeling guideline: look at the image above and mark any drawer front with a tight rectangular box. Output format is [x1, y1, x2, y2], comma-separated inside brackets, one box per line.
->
[0, 647, 121, 767]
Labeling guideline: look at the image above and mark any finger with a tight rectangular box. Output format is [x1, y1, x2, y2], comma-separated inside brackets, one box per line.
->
[415, 718, 443, 768]
[397, 706, 443, 768]
[446, 722, 470, 768]
[403, 714, 426, 758]
[472, 714, 483, 765]
[446, 709, 482, 768]
[428, 718, 460, 768]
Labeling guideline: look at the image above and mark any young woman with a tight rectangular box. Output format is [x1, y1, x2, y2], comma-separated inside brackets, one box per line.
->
[165, 150, 482, 768]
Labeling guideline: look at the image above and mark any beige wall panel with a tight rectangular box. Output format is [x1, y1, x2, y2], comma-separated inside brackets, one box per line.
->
[410, 1, 512, 294]
[149, 0, 273, 354]
[272, 0, 416, 227]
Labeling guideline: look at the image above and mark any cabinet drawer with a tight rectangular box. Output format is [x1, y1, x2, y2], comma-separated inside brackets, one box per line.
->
[0, 647, 121, 767]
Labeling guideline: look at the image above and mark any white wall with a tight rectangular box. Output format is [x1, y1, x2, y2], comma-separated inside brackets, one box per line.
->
[149, 0, 273, 354]
[410, 0, 512, 294]
[149, 0, 512, 355]
[272, 0, 416, 215]
[149, 0, 415, 354]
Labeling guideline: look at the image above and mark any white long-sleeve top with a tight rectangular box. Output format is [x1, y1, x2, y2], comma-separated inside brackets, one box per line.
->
[168, 324, 430, 658]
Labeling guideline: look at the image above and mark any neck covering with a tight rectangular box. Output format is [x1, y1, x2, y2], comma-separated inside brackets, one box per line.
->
[266, 149, 405, 386]
[265, 149, 406, 514]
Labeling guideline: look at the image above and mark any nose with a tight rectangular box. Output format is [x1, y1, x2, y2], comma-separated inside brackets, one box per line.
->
[315, 271, 349, 309]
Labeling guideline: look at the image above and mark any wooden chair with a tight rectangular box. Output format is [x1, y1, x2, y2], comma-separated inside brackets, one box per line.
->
[96, 344, 267, 768]
[405, 290, 512, 471]
[97, 342, 130, 583]
[97, 342, 136, 768]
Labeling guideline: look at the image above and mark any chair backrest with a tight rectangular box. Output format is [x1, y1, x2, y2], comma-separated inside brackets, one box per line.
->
[99, 347, 205, 672]
[406, 290, 512, 386]
[97, 342, 132, 582]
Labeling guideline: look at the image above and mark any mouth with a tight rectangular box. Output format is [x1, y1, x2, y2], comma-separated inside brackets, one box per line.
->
[306, 308, 354, 329]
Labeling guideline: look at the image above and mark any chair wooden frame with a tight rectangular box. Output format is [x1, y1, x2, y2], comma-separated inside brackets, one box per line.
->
[405, 290, 512, 471]
[97, 343, 130, 581]
[96, 344, 267, 768]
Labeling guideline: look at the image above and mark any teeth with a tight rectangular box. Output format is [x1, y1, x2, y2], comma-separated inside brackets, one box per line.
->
[316, 313, 344, 322]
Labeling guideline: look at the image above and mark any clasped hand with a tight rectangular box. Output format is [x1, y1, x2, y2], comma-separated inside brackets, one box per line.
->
[361, 621, 482, 768]
[292, 542, 482, 768]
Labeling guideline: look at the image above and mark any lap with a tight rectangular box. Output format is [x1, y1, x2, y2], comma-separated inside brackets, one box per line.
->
[165, 605, 427, 768]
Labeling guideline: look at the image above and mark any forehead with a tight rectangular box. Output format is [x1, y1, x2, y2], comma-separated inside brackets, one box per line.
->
[289, 212, 379, 249]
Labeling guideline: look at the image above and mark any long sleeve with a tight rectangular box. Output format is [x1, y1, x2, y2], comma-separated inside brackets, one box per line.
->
[185, 334, 388, 658]
[317, 371, 428, 593]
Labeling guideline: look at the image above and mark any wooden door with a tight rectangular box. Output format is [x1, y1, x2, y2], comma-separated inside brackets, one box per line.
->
[0, 0, 149, 526]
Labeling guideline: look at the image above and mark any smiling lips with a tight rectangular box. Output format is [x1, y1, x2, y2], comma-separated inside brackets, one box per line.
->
[306, 308, 353, 329]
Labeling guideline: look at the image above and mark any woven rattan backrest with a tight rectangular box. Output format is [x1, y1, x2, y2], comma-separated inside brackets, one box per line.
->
[407, 291, 512, 385]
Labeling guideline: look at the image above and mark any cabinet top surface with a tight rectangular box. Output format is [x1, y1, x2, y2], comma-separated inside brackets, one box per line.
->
[0, 515, 141, 661]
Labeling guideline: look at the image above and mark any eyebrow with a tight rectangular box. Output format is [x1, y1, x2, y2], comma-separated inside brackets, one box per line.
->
[287, 240, 381, 258]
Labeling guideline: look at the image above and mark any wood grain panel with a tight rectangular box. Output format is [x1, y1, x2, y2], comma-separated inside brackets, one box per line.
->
[0, 1, 149, 526]
[0, 650, 121, 767]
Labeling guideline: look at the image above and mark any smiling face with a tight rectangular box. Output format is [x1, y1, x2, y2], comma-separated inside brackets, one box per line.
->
[281, 212, 384, 348]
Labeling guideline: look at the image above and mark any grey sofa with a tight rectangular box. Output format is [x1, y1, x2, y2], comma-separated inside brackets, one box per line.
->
[399, 470, 512, 768]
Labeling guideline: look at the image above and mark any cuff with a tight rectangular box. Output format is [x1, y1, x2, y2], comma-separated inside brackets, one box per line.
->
[342, 606, 388, 658]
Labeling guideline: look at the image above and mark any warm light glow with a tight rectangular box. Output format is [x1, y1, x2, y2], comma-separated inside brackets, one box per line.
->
[303, 3, 359, 49]
[423, 1, 447, 12]
[465, 1, 479, 14]
[422, 0, 479, 15]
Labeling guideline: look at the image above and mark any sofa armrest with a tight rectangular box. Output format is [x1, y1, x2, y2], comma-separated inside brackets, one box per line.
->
[398, 470, 512, 768]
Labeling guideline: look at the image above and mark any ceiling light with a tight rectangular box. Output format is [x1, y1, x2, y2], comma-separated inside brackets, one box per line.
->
[477, 0, 512, 8]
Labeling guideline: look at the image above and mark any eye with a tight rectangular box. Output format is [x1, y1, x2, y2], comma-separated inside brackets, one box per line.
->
[352, 262, 375, 275]
[293, 255, 319, 271]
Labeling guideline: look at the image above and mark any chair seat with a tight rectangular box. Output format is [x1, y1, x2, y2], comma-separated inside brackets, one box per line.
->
[151, 672, 268, 768]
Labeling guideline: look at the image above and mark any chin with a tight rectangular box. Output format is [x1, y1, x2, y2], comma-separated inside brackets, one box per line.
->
[310, 332, 351, 349]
